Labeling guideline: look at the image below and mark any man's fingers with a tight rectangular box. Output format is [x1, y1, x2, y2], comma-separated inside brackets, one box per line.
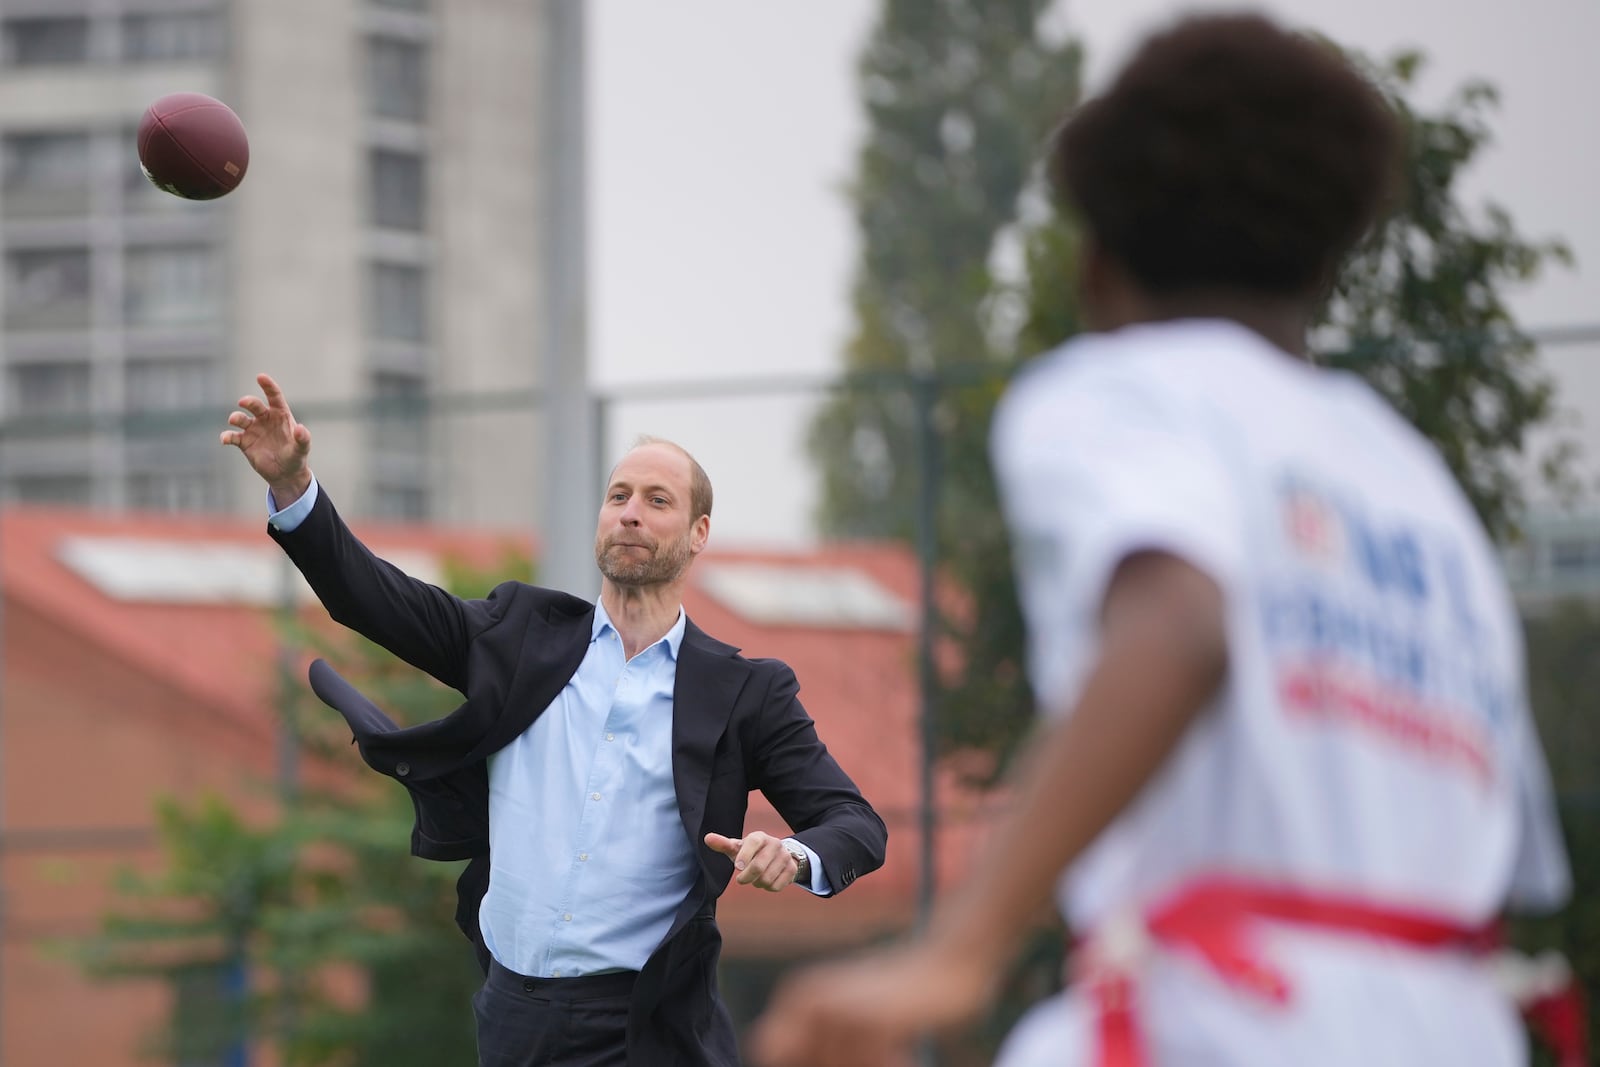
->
[761, 865, 796, 892]
[752, 978, 891, 1067]
[734, 835, 768, 874]
[258, 373, 287, 408]
[703, 832, 741, 859]
[750, 1003, 814, 1066]
[707, 832, 795, 889]
[738, 836, 796, 888]
[741, 852, 794, 889]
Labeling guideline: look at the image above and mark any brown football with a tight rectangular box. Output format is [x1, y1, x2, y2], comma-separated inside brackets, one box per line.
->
[137, 92, 249, 201]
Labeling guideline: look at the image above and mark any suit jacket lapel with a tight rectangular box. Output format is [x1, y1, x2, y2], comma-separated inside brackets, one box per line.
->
[462, 600, 596, 764]
[670, 621, 745, 852]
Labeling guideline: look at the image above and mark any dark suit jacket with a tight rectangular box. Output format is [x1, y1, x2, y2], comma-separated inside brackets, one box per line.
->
[270, 488, 888, 1065]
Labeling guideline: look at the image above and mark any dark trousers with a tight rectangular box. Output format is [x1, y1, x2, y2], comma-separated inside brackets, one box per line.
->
[473, 960, 638, 1067]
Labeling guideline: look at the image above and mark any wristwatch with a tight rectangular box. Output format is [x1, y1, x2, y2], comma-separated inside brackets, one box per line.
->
[782, 839, 811, 884]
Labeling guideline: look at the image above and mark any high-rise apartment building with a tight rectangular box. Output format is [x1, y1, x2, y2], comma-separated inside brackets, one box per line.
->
[0, 0, 547, 527]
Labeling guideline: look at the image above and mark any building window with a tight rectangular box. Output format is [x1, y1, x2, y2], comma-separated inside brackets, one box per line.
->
[127, 471, 218, 514]
[373, 484, 428, 521]
[2, 132, 91, 217]
[371, 369, 427, 458]
[125, 245, 221, 327]
[122, 11, 225, 63]
[10, 474, 92, 505]
[369, 149, 425, 231]
[367, 36, 427, 122]
[1, 17, 90, 66]
[126, 358, 215, 413]
[7, 361, 91, 416]
[4, 248, 92, 330]
[369, 261, 427, 342]
[1549, 538, 1600, 576]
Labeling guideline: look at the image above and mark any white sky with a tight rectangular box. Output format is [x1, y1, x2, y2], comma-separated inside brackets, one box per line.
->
[590, 1, 1600, 547]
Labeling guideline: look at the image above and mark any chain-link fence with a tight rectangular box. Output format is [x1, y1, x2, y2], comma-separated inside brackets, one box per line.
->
[4, 328, 1600, 1063]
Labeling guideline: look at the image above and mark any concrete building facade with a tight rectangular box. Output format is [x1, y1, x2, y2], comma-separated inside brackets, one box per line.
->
[0, 0, 548, 528]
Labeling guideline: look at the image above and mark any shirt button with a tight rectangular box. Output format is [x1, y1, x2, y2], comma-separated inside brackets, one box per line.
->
[578, 853, 589, 862]
[552, 970, 562, 978]
[605, 733, 615, 742]
[563, 913, 573, 922]
[591, 792, 602, 801]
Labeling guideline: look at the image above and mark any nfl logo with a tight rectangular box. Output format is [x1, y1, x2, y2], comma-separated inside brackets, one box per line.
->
[1283, 485, 1342, 560]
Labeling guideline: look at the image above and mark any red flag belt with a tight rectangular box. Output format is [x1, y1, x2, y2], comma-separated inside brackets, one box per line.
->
[1071, 876, 1585, 1067]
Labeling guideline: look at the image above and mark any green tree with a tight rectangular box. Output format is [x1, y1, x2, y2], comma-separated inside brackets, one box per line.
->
[1324, 54, 1575, 542]
[806, 0, 1082, 777]
[808, 0, 1082, 542]
[1525, 601, 1600, 794]
[79, 553, 529, 1066]
[814, 10, 1573, 775]
[1515, 601, 1600, 1066]
[80, 787, 480, 1067]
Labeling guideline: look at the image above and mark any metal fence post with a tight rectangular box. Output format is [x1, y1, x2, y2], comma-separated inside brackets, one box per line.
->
[537, 0, 596, 596]
[912, 372, 941, 1067]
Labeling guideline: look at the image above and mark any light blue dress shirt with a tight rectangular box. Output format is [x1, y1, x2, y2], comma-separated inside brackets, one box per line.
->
[268, 476, 830, 978]
[479, 601, 697, 976]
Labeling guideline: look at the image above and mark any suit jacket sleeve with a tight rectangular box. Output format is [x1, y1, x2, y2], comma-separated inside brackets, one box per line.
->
[747, 661, 887, 891]
[268, 485, 501, 693]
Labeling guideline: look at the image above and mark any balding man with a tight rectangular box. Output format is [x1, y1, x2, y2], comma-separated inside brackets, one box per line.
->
[223, 375, 887, 1067]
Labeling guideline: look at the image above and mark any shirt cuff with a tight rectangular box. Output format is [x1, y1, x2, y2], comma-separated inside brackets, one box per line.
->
[785, 837, 834, 897]
[267, 476, 319, 532]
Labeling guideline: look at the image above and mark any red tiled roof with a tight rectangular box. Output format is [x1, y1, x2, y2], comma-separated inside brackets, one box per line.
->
[1, 505, 999, 941]
[1, 506, 527, 750]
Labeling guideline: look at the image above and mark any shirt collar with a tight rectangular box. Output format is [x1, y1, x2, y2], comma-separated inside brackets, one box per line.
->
[592, 599, 688, 661]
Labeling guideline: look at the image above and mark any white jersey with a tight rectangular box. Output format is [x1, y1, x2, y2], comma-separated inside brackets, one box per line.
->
[988, 319, 1570, 1067]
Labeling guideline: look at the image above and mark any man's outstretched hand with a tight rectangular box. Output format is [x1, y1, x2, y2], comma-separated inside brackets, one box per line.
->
[750, 940, 995, 1067]
[222, 373, 313, 507]
[705, 831, 799, 892]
